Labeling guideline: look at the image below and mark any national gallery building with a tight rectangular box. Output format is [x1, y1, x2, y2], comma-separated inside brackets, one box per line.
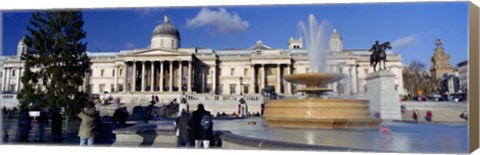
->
[0, 16, 405, 107]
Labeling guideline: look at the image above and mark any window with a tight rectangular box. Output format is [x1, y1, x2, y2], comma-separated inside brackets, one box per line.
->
[267, 68, 273, 75]
[89, 84, 93, 93]
[12, 70, 16, 77]
[111, 84, 115, 92]
[118, 84, 124, 92]
[112, 69, 115, 77]
[218, 68, 221, 76]
[244, 68, 248, 76]
[243, 85, 249, 94]
[161, 39, 164, 47]
[230, 84, 236, 94]
[219, 84, 223, 94]
[395, 84, 398, 91]
[101, 69, 104, 77]
[339, 67, 343, 73]
[99, 84, 105, 93]
[306, 67, 309, 73]
[119, 69, 123, 76]
[171, 39, 174, 47]
[230, 68, 235, 76]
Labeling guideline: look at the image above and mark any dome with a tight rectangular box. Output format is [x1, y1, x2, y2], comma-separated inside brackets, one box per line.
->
[330, 29, 342, 40]
[152, 16, 180, 39]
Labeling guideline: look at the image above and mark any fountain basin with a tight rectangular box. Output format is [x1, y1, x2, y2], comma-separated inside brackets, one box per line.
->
[284, 73, 345, 87]
[264, 98, 382, 129]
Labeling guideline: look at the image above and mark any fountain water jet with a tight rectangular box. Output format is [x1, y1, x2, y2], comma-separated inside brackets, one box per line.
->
[263, 14, 382, 129]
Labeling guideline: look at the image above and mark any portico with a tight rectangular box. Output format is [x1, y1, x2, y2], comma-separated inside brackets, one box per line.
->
[122, 50, 194, 93]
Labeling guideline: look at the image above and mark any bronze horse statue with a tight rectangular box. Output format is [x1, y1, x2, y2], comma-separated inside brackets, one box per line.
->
[370, 41, 391, 72]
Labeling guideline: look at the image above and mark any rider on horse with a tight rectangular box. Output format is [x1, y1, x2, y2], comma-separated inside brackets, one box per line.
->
[370, 40, 382, 55]
[369, 40, 391, 71]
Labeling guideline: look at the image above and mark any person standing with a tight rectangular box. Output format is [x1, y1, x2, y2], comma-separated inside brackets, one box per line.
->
[51, 108, 63, 142]
[175, 109, 192, 147]
[32, 107, 48, 142]
[112, 107, 128, 129]
[17, 108, 31, 142]
[191, 104, 213, 148]
[425, 110, 433, 122]
[412, 110, 419, 122]
[78, 101, 99, 146]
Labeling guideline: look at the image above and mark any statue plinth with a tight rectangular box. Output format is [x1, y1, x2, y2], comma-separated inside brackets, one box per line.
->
[365, 70, 402, 120]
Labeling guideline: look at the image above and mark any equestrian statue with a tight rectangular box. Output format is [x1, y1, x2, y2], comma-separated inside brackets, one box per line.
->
[369, 40, 392, 72]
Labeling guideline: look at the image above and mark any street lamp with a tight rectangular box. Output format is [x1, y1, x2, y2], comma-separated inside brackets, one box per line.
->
[239, 77, 243, 95]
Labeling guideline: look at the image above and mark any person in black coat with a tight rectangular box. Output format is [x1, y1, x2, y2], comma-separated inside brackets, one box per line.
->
[175, 109, 192, 147]
[191, 104, 213, 148]
[51, 108, 63, 142]
[17, 108, 31, 142]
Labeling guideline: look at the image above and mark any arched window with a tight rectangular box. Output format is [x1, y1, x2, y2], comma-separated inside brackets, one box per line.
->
[172, 39, 174, 48]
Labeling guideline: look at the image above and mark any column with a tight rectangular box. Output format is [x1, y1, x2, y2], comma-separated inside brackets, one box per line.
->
[288, 64, 293, 94]
[160, 61, 164, 92]
[169, 60, 173, 92]
[178, 61, 182, 92]
[1, 68, 6, 92]
[17, 67, 22, 92]
[276, 64, 281, 94]
[250, 64, 255, 94]
[151, 61, 155, 92]
[260, 64, 265, 91]
[114, 65, 118, 93]
[141, 61, 146, 92]
[5, 68, 10, 92]
[132, 61, 137, 92]
[123, 62, 127, 92]
[212, 65, 217, 94]
[351, 65, 358, 94]
[187, 61, 192, 93]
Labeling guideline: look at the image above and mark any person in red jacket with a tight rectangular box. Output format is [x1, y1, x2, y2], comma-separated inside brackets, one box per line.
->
[425, 110, 433, 122]
[412, 110, 419, 121]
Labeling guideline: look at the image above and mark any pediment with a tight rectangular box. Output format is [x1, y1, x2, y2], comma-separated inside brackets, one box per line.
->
[129, 49, 190, 56]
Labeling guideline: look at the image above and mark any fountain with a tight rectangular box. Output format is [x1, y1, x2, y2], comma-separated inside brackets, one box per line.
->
[263, 14, 382, 129]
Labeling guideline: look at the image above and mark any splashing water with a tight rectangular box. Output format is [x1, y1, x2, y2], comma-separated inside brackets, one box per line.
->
[298, 14, 333, 73]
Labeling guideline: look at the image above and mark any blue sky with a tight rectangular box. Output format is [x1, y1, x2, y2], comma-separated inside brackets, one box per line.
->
[1, 2, 469, 68]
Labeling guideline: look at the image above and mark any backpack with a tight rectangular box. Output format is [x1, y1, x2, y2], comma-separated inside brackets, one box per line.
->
[200, 113, 213, 130]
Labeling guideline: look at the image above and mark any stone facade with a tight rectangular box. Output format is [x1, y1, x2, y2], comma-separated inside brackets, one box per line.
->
[457, 60, 468, 92]
[430, 39, 454, 80]
[0, 16, 405, 107]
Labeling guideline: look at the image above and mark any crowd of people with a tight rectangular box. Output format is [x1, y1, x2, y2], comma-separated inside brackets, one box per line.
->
[9, 106, 63, 143]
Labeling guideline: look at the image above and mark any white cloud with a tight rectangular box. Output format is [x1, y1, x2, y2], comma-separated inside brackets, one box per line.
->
[133, 8, 163, 17]
[185, 8, 249, 35]
[392, 34, 418, 49]
[125, 42, 135, 49]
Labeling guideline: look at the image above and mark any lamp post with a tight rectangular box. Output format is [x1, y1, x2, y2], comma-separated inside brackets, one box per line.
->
[239, 77, 243, 95]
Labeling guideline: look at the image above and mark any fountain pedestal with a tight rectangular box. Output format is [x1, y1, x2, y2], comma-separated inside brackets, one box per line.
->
[365, 70, 402, 120]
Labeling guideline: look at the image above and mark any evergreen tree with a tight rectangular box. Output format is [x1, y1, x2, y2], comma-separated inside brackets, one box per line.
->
[18, 11, 90, 117]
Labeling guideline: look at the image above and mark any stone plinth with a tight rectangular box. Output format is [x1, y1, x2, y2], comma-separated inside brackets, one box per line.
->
[365, 70, 402, 120]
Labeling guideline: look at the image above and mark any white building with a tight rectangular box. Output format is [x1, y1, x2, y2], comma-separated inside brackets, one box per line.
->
[0, 16, 405, 112]
[457, 60, 468, 93]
